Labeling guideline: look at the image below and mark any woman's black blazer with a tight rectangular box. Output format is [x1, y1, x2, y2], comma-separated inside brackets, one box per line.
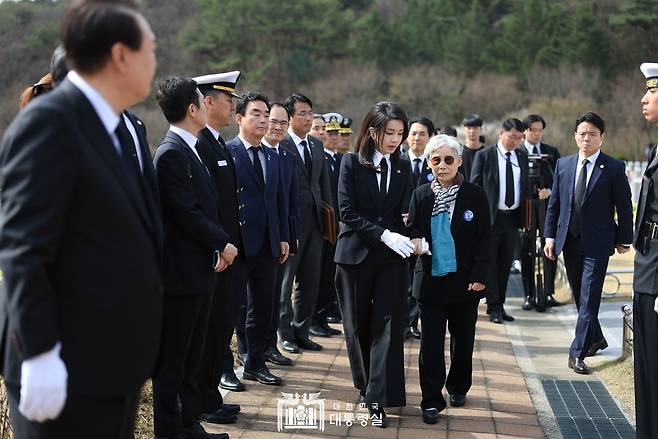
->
[407, 181, 492, 302]
[334, 153, 412, 265]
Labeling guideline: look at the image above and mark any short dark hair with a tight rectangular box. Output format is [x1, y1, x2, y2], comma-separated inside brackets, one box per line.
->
[283, 93, 313, 117]
[575, 112, 605, 134]
[270, 102, 290, 119]
[462, 114, 483, 127]
[155, 77, 201, 124]
[441, 126, 457, 137]
[50, 45, 69, 86]
[502, 118, 526, 132]
[523, 114, 546, 129]
[236, 91, 270, 116]
[409, 117, 435, 137]
[61, 0, 143, 74]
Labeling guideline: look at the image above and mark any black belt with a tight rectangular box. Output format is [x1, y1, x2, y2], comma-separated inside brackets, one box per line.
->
[497, 209, 518, 216]
[642, 220, 658, 240]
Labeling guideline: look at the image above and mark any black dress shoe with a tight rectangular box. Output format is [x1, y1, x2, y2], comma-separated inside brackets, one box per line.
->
[322, 321, 342, 335]
[184, 422, 229, 439]
[585, 339, 609, 357]
[198, 408, 237, 424]
[326, 312, 342, 324]
[501, 309, 515, 322]
[265, 348, 293, 366]
[296, 337, 323, 351]
[281, 340, 300, 353]
[490, 310, 503, 324]
[422, 408, 439, 424]
[522, 296, 535, 310]
[242, 367, 283, 385]
[309, 324, 332, 337]
[219, 372, 245, 392]
[449, 394, 466, 407]
[546, 295, 564, 307]
[568, 356, 590, 374]
[221, 403, 240, 415]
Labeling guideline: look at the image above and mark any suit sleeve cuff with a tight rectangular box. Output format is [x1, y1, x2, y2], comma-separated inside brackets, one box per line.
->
[546, 238, 555, 245]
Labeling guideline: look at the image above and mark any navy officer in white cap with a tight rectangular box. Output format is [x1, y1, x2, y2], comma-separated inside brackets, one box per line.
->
[634, 62, 658, 439]
[192, 71, 246, 425]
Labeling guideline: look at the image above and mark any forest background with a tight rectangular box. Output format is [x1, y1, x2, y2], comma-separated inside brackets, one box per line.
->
[1, 0, 658, 159]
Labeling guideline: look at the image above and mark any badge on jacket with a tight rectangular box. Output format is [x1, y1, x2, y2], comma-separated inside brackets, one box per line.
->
[426, 173, 435, 182]
[463, 210, 474, 222]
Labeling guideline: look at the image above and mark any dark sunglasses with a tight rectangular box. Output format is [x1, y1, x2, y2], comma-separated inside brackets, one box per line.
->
[429, 155, 456, 165]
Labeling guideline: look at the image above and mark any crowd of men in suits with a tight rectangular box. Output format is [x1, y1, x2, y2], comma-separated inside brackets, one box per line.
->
[0, 1, 654, 438]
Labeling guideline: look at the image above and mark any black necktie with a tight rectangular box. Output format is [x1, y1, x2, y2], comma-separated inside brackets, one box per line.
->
[569, 158, 589, 237]
[505, 151, 514, 208]
[532, 145, 539, 155]
[301, 139, 313, 178]
[413, 158, 421, 184]
[379, 157, 388, 197]
[115, 118, 141, 178]
[250, 145, 265, 188]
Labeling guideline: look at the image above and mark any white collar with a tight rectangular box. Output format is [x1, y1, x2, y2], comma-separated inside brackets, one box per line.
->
[324, 148, 335, 157]
[206, 124, 221, 141]
[524, 140, 539, 151]
[579, 149, 601, 165]
[287, 127, 308, 146]
[67, 71, 119, 136]
[407, 149, 424, 162]
[262, 138, 279, 151]
[497, 141, 515, 156]
[238, 135, 256, 150]
[373, 149, 390, 167]
[169, 125, 198, 149]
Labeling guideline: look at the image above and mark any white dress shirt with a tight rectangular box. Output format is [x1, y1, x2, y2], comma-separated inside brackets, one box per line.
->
[239, 135, 267, 183]
[206, 124, 221, 142]
[169, 125, 204, 165]
[262, 138, 280, 154]
[287, 128, 311, 163]
[496, 142, 521, 210]
[407, 149, 425, 174]
[524, 140, 540, 156]
[373, 150, 391, 193]
[122, 114, 145, 172]
[574, 149, 601, 191]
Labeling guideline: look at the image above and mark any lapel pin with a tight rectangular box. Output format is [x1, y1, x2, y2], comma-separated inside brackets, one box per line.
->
[600, 164, 604, 169]
[396, 169, 401, 174]
[136, 120, 143, 125]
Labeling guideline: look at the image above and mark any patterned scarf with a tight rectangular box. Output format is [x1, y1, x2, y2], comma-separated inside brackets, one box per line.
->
[431, 172, 464, 216]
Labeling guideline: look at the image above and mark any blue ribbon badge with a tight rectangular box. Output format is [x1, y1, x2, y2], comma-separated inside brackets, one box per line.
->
[426, 173, 434, 182]
[463, 210, 474, 222]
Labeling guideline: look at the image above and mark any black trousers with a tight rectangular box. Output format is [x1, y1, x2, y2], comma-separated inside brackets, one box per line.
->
[335, 248, 407, 408]
[265, 262, 286, 351]
[562, 235, 608, 359]
[406, 255, 420, 328]
[486, 211, 519, 309]
[234, 246, 277, 371]
[7, 383, 139, 439]
[280, 205, 324, 341]
[197, 268, 234, 414]
[313, 241, 338, 324]
[633, 292, 658, 439]
[521, 202, 557, 298]
[153, 291, 213, 437]
[418, 299, 479, 411]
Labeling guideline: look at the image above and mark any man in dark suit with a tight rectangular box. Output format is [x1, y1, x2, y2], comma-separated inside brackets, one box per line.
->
[278, 94, 334, 353]
[153, 77, 237, 439]
[310, 112, 344, 337]
[401, 116, 435, 340]
[0, 1, 163, 437]
[544, 112, 633, 375]
[228, 92, 290, 386]
[520, 114, 561, 311]
[261, 103, 300, 366]
[193, 72, 244, 424]
[460, 114, 485, 182]
[471, 118, 530, 324]
[634, 62, 658, 439]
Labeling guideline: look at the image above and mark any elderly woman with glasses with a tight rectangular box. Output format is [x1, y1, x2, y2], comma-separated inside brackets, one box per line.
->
[406, 134, 492, 425]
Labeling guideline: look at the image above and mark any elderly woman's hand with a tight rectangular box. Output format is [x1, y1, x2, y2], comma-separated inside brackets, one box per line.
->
[468, 282, 485, 292]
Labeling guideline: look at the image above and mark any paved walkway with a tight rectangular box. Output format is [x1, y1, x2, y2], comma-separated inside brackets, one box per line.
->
[205, 306, 544, 438]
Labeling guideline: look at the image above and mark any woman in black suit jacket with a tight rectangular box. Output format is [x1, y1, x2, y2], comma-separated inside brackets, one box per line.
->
[406, 134, 492, 424]
[334, 102, 415, 427]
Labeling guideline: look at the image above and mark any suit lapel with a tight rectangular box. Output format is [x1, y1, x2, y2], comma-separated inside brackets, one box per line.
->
[383, 159, 403, 210]
[565, 155, 578, 205]
[67, 84, 153, 235]
[450, 187, 471, 238]
[490, 146, 500, 200]
[170, 132, 219, 203]
[231, 139, 263, 190]
[584, 153, 605, 202]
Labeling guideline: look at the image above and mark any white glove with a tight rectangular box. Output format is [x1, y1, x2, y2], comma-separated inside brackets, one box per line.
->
[381, 229, 415, 258]
[419, 238, 432, 255]
[654, 296, 658, 315]
[19, 342, 68, 422]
